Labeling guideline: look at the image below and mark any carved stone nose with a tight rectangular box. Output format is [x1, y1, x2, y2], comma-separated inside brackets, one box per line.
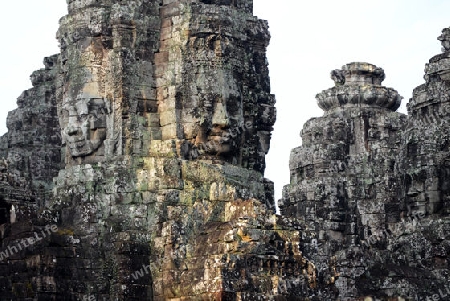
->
[66, 125, 79, 136]
[212, 102, 229, 128]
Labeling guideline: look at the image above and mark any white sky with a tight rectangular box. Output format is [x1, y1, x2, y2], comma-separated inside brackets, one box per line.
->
[1, 1, 449, 200]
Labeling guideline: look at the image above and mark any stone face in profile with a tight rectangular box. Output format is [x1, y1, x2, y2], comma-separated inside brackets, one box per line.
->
[438, 27, 450, 52]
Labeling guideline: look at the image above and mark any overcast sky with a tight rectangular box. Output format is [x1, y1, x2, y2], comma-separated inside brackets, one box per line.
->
[1, 1, 450, 200]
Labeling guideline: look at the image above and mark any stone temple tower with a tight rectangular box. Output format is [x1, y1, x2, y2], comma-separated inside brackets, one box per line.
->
[279, 31, 450, 298]
[3, 1, 450, 300]
[0, 0, 313, 300]
[280, 62, 406, 299]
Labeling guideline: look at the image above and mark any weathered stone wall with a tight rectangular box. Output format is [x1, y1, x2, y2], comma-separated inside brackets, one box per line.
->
[45, 1, 163, 299]
[354, 33, 450, 299]
[0, 54, 61, 207]
[0, 0, 310, 300]
[2, 1, 450, 300]
[142, 1, 308, 299]
[280, 31, 450, 300]
[0, 53, 62, 300]
[0, 1, 163, 299]
[280, 62, 407, 299]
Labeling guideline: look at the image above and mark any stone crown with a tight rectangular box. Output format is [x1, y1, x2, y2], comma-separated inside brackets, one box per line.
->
[316, 62, 402, 112]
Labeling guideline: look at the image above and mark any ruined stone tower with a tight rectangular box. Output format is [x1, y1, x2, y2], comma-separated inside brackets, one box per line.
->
[0, 0, 313, 300]
[279, 35, 450, 299]
[1, 1, 450, 300]
[279, 62, 408, 299]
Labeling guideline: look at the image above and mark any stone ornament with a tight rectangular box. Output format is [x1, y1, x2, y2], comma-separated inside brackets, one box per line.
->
[317, 62, 402, 112]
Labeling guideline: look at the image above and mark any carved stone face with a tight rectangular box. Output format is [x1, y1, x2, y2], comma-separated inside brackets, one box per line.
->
[403, 133, 450, 216]
[184, 68, 244, 158]
[176, 15, 274, 171]
[56, 34, 111, 160]
[405, 165, 443, 216]
[405, 170, 428, 215]
[61, 96, 108, 157]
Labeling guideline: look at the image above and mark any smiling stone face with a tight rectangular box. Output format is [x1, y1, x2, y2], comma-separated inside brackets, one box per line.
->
[183, 66, 245, 159]
[55, 25, 114, 162]
[61, 96, 108, 157]
[154, 4, 275, 171]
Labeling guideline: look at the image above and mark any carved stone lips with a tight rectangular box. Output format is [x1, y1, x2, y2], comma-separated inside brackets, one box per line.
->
[208, 133, 230, 145]
[64, 135, 85, 144]
[208, 127, 231, 143]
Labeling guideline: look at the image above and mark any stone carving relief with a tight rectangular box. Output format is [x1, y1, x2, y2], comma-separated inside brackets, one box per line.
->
[6, 1, 450, 300]
[175, 8, 276, 172]
[181, 65, 244, 161]
[438, 27, 450, 52]
[57, 23, 115, 163]
[60, 96, 109, 157]
[331, 69, 345, 86]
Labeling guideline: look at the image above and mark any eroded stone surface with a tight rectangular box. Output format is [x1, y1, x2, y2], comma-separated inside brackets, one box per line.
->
[280, 32, 450, 300]
[2, 1, 450, 300]
[280, 62, 406, 300]
[0, 1, 304, 300]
